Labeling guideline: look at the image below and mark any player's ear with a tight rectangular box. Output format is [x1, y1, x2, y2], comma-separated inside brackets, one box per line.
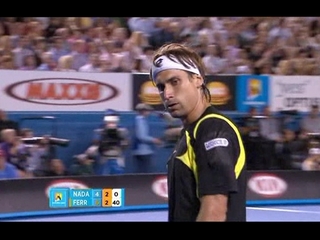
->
[193, 74, 204, 88]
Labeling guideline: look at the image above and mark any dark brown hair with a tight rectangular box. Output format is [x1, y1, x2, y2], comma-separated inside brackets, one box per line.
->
[150, 43, 211, 103]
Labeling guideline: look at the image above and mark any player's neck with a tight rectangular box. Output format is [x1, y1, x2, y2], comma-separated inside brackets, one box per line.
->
[183, 100, 210, 127]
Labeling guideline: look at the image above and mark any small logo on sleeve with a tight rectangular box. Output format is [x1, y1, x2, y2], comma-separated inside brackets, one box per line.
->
[204, 138, 229, 151]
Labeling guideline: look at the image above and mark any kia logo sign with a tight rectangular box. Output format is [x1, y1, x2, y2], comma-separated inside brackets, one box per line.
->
[45, 179, 89, 198]
[5, 78, 119, 106]
[152, 176, 168, 200]
[248, 173, 287, 198]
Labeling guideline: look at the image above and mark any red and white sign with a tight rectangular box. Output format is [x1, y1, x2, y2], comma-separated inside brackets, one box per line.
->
[270, 75, 320, 112]
[0, 70, 132, 111]
[248, 173, 287, 198]
[152, 176, 168, 200]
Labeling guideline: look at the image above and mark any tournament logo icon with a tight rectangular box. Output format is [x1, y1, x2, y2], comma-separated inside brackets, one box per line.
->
[49, 188, 69, 208]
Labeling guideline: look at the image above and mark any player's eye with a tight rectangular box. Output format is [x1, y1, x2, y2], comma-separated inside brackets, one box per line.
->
[171, 79, 179, 86]
[156, 83, 165, 93]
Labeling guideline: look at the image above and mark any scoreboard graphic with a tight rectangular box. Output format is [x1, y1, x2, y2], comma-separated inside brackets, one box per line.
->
[49, 188, 125, 208]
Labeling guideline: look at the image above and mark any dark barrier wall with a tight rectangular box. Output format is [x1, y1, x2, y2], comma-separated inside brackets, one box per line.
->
[1, 170, 320, 220]
[0, 174, 167, 215]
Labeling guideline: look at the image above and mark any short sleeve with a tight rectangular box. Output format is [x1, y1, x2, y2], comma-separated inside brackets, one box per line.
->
[193, 118, 240, 197]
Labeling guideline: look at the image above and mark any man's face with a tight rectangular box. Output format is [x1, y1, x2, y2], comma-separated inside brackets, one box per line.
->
[106, 121, 118, 129]
[155, 69, 201, 119]
[104, 115, 119, 129]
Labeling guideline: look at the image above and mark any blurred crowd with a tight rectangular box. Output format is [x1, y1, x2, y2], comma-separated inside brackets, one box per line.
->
[0, 104, 182, 180]
[2, 16, 320, 180]
[238, 104, 320, 171]
[1, 17, 320, 75]
[2, 102, 320, 180]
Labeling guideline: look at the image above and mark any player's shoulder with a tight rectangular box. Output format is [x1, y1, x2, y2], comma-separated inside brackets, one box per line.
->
[190, 106, 238, 137]
[196, 106, 236, 128]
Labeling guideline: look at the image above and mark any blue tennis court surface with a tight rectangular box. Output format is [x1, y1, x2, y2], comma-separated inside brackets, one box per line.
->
[6, 205, 320, 221]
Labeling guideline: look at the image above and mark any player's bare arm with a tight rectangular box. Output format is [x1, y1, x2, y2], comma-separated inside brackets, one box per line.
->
[196, 194, 228, 221]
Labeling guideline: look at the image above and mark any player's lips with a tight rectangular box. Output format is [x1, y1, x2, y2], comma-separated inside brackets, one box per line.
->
[167, 102, 178, 110]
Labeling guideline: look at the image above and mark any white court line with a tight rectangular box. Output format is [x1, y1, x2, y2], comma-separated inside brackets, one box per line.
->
[247, 207, 320, 215]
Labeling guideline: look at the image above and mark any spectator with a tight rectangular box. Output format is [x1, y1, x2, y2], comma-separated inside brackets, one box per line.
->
[299, 105, 320, 139]
[259, 105, 283, 142]
[0, 54, 15, 69]
[202, 44, 225, 74]
[70, 39, 88, 71]
[44, 17, 64, 39]
[0, 109, 19, 135]
[136, 45, 154, 73]
[48, 36, 71, 62]
[148, 18, 177, 49]
[78, 53, 101, 72]
[36, 51, 56, 71]
[19, 54, 37, 70]
[0, 128, 30, 177]
[238, 106, 264, 170]
[301, 138, 320, 170]
[56, 55, 76, 72]
[70, 154, 95, 176]
[127, 17, 159, 38]
[159, 112, 183, 147]
[76, 109, 130, 175]
[11, 35, 35, 69]
[0, 149, 19, 179]
[31, 36, 48, 66]
[96, 109, 129, 175]
[276, 127, 308, 170]
[132, 103, 163, 173]
[25, 135, 56, 177]
[259, 105, 283, 169]
[44, 158, 70, 177]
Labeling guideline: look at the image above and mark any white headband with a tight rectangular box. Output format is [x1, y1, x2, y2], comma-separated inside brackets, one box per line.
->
[151, 55, 200, 80]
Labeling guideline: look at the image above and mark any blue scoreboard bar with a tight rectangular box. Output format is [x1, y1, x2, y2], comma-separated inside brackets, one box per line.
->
[49, 188, 125, 208]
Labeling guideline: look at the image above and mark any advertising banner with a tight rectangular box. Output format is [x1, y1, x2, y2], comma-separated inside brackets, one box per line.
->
[131, 73, 164, 111]
[0, 70, 132, 111]
[246, 170, 320, 202]
[236, 75, 269, 112]
[205, 74, 237, 111]
[132, 73, 237, 111]
[1, 170, 320, 219]
[270, 75, 320, 112]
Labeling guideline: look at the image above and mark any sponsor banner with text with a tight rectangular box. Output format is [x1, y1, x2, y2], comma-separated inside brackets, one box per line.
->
[132, 73, 237, 111]
[270, 75, 320, 112]
[236, 75, 269, 112]
[0, 70, 132, 111]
